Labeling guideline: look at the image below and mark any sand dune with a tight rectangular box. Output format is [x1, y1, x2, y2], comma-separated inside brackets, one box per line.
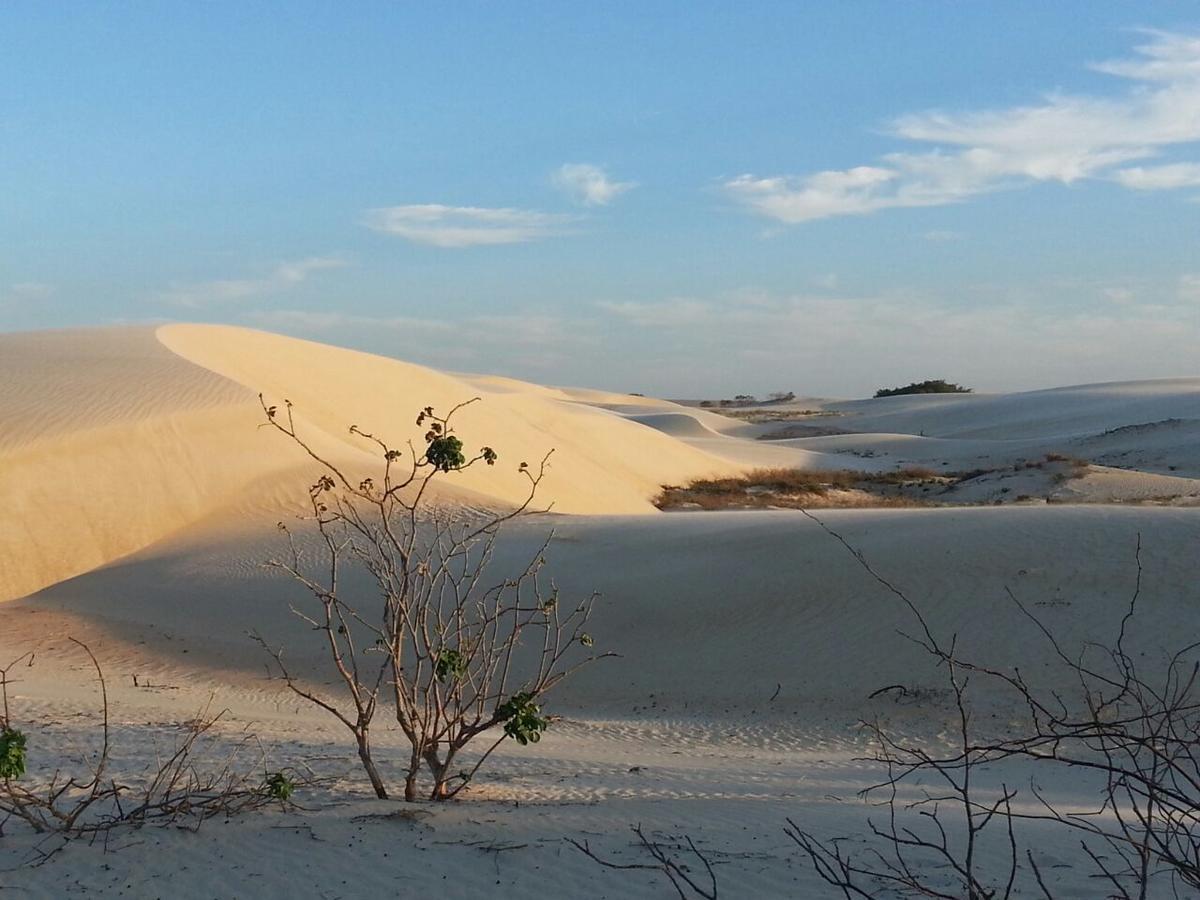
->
[0, 325, 741, 603]
[822, 378, 1200, 441]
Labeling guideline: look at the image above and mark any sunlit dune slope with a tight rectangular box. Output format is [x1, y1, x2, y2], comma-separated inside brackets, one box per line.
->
[157, 323, 733, 511]
[0, 325, 736, 603]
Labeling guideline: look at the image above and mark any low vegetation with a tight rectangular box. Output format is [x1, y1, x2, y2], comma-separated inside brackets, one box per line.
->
[655, 466, 945, 510]
[0, 640, 300, 860]
[874, 378, 972, 398]
[714, 407, 834, 424]
[698, 390, 796, 409]
[656, 455, 1095, 511]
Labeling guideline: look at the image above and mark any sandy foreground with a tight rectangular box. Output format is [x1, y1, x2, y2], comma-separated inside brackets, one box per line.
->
[1, 325, 1199, 897]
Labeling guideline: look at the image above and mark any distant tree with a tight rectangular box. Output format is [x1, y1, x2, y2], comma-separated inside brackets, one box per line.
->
[874, 379, 972, 398]
[767, 391, 796, 403]
[699, 400, 715, 408]
[733, 394, 757, 405]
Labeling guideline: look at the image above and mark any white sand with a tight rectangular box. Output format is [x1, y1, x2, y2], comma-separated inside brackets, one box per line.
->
[2, 325, 1199, 897]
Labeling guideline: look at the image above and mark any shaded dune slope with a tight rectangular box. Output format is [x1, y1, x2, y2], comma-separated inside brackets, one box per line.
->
[11, 506, 1198, 723]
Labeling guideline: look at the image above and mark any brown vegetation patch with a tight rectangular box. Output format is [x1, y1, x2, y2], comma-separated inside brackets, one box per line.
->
[756, 423, 855, 440]
[655, 467, 947, 511]
[712, 408, 840, 423]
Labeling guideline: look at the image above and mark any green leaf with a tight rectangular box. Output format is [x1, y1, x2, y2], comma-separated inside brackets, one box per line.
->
[0, 727, 27, 780]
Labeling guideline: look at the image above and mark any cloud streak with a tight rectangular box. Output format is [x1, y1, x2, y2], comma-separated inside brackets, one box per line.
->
[552, 164, 635, 206]
[364, 205, 571, 247]
[244, 308, 594, 370]
[0, 282, 54, 308]
[158, 257, 346, 307]
[726, 30, 1200, 223]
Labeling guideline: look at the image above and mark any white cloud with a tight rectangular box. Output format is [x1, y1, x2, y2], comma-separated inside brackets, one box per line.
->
[1113, 162, 1200, 189]
[1, 281, 54, 306]
[245, 309, 454, 333]
[1178, 273, 1200, 303]
[9, 282, 54, 298]
[597, 297, 715, 327]
[726, 30, 1200, 223]
[1102, 286, 1136, 304]
[245, 308, 594, 370]
[552, 164, 635, 206]
[364, 205, 570, 247]
[158, 257, 346, 307]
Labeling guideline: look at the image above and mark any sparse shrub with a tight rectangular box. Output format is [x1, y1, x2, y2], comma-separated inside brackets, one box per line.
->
[873, 379, 972, 398]
[789, 523, 1200, 896]
[255, 396, 611, 801]
[0, 642, 295, 848]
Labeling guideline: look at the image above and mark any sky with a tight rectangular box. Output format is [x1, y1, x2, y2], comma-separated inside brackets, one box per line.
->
[3, 3, 1200, 398]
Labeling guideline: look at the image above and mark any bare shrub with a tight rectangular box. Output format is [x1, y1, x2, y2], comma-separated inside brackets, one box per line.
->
[0, 640, 298, 863]
[568, 824, 718, 899]
[789, 515, 1200, 897]
[253, 396, 611, 801]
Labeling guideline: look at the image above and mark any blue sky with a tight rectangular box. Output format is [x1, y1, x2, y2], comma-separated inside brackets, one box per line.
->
[3, 3, 1200, 396]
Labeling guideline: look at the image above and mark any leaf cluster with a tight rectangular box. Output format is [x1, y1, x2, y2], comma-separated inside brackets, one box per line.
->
[497, 692, 549, 746]
[0, 726, 27, 780]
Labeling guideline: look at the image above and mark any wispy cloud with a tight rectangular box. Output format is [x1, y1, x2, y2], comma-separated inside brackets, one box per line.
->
[244, 309, 595, 366]
[552, 163, 635, 206]
[244, 309, 455, 334]
[1113, 162, 1200, 190]
[1178, 273, 1200, 303]
[726, 30, 1200, 224]
[158, 257, 346, 307]
[1102, 286, 1136, 304]
[598, 297, 715, 327]
[0, 282, 55, 307]
[364, 205, 571, 247]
